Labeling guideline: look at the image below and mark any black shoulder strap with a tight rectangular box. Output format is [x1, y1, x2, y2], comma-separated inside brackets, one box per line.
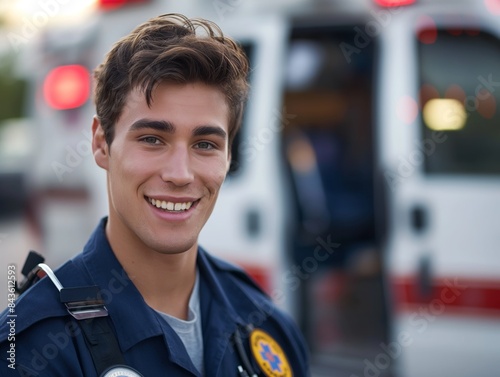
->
[59, 281, 143, 377]
[79, 317, 126, 375]
[57, 277, 136, 376]
[57, 277, 130, 376]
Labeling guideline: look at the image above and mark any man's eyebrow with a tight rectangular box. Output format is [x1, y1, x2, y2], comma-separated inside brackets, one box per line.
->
[192, 125, 227, 140]
[129, 119, 174, 133]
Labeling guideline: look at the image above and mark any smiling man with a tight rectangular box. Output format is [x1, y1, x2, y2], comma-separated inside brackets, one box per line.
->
[0, 13, 309, 377]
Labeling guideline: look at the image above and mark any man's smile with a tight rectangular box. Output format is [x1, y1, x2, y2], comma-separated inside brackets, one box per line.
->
[145, 196, 201, 212]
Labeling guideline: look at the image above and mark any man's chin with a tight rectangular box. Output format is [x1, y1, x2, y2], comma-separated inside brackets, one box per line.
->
[148, 240, 198, 256]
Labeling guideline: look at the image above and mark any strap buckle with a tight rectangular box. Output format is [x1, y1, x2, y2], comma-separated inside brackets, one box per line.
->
[33, 263, 109, 320]
[60, 286, 108, 320]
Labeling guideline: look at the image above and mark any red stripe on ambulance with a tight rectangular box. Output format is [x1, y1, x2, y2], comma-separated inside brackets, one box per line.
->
[391, 276, 500, 317]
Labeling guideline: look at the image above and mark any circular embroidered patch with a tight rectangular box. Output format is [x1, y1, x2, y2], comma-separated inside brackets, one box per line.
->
[249, 328, 293, 377]
[101, 365, 143, 377]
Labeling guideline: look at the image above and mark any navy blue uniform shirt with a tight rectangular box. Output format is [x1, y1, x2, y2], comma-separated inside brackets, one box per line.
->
[0, 218, 309, 376]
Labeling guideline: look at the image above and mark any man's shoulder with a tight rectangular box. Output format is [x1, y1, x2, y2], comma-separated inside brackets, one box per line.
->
[200, 249, 293, 321]
[201, 250, 269, 298]
[0, 257, 88, 343]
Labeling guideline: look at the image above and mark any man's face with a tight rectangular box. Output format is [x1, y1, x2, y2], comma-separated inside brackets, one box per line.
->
[93, 82, 231, 255]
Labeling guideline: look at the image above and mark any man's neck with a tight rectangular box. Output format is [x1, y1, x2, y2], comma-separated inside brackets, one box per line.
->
[105, 220, 198, 320]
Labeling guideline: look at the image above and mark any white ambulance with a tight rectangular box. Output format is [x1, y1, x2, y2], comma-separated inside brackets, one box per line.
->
[9, 0, 500, 376]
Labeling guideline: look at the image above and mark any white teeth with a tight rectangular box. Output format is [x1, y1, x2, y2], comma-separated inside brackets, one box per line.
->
[148, 197, 194, 212]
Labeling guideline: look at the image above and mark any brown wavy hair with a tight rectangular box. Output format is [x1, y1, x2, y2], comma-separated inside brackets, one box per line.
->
[93, 13, 250, 148]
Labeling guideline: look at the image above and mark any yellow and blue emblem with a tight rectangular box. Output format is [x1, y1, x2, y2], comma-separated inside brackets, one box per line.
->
[249, 328, 293, 377]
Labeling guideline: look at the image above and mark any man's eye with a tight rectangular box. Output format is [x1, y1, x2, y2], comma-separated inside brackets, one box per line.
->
[196, 141, 215, 150]
[141, 136, 160, 144]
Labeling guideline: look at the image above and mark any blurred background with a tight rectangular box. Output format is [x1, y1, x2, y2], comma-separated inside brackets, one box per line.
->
[1, 0, 500, 376]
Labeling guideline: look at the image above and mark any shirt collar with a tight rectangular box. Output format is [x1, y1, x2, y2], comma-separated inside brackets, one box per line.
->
[79, 218, 245, 354]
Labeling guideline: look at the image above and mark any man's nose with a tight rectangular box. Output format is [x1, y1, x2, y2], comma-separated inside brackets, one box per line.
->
[160, 146, 194, 186]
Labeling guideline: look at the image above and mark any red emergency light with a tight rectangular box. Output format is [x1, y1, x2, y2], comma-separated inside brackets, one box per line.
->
[485, 0, 500, 15]
[43, 65, 90, 110]
[99, 0, 150, 11]
[374, 0, 416, 6]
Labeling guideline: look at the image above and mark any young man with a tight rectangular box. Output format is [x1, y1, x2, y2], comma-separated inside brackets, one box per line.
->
[0, 13, 309, 377]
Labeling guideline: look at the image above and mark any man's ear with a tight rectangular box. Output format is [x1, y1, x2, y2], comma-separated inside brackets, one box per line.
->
[92, 116, 109, 170]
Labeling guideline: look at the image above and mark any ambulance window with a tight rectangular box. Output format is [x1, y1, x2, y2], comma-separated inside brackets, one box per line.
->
[419, 30, 500, 175]
[228, 42, 253, 175]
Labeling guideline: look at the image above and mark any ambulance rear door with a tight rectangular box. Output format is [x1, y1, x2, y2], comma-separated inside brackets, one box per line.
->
[380, 3, 500, 377]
